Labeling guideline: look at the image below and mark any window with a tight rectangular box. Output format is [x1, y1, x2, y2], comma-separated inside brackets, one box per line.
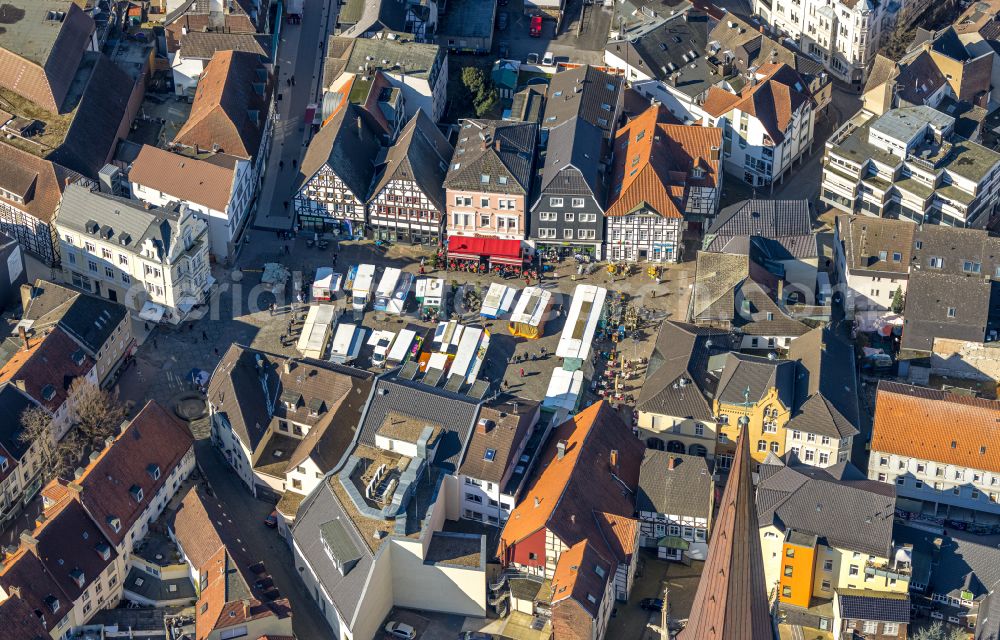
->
[785, 547, 795, 558]
[849, 564, 859, 576]
[770, 441, 779, 453]
[694, 424, 704, 436]
[892, 252, 902, 262]
[480, 197, 490, 207]
[85, 242, 96, 253]
[118, 254, 129, 266]
[484, 448, 497, 461]
[884, 623, 899, 635]
[528, 552, 538, 560]
[823, 559, 833, 571]
[947, 307, 957, 318]
[757, 440, 767, 452]
[104, 266, 114, 278]
[465, 492, 483, 504]
[821, 436, 830, 445]
[88, 260, 98, 273]
[549, 197, 563, 207]
[564, 212, 574, 222]
[929, 256, 944, 269]
[121, 273, 130, 285]
[862, 621, 878, 633]
[792, 430, 801, 440]
[806, 433, 815, 442]
[963, 261, 982, 274]
[563, 229, 574, 239]
[292, 478, 302, 490]
[784, 565, 794, 576]
[571, 198, 585, 208]
[481, 174, 490, 184]
[480, 214, 491, 227]
[819, 452, 829, 465]
[782, 586, 792, 598]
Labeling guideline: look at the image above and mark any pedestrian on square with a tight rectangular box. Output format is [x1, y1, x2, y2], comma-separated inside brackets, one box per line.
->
[419, 266, 425, 275]
[519, 367, 525, 378]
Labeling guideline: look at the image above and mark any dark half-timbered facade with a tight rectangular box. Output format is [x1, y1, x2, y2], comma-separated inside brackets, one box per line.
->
[368, 109, 453, 244]
[0, 144, 80, 266]
[530, 117, 605, 258]
[294, 104, 386, 234]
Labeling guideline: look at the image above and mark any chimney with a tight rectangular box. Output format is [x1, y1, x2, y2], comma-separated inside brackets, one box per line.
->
[19, 283, 36, 312]
[534, 496, 541, 508]
[74, 467, 86, 480]
[570, 514, 576, 525]
[760, 24, 765, 33]
[356, 116, 362, 134]
[710, 145, 720, 161]
[19, 532, 38, 552]
[18, 325, 28, 349]
[242, 600, 251, 619]
[777, 279, 784, 302]
[13, 379, 25, 392]
[668, 456, 676, 470]
[284, 359, 294, 374]
[557, 440, 567, 460]
[477, 418, 492, 435]
[610, 449, 619, 471]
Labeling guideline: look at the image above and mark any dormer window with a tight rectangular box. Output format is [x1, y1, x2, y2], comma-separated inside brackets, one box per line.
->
[95, 542, 111, 561]
[129, 485, 144, 503]
[41, 385, 56, 401]
[45, 595, 59, 614]
[69, 568, 85, 588]
[107, 515, 121, 533]
[0, 455, 7, 472]
[147, 464, 161, 481]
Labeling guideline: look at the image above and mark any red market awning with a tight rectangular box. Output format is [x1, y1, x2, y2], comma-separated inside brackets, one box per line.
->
[448, 236, 522, 262]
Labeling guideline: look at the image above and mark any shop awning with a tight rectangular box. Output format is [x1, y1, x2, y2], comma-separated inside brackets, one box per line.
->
[139, 302, 165, 323]
[896, 497, 924, 513]
[448, 236, 522, 262]
[658, 536, 690, 550]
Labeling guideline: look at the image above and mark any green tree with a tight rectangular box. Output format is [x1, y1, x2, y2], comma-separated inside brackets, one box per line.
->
[912, 621, 967, 640]
[460, 67, 497, 117]
[891, 286, 905, 314]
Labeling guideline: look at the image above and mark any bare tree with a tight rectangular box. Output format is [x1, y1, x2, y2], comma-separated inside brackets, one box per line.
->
[69, 378, 128, 448]
[18, 406, 78, 485]
[912, 622, 967, 640]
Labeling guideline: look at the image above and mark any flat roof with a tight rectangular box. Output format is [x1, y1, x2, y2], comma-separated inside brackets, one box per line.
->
[871, 106, 954, 142]
[556, 285, 607, 360]
[510, 287, 551, 326]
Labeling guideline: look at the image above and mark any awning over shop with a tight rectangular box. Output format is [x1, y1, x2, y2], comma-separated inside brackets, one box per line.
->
[658, 536, 690, 550]
[139, 302, 165, 323]
[448, 236, 523, 262]
[896, 497, 924, 513]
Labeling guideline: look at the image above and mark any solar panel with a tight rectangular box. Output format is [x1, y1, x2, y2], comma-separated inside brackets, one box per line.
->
[444, 374, 465, 393]
[398, 360, 419, 380]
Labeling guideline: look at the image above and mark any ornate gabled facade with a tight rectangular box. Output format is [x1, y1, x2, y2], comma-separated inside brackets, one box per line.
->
[678, 426, 774, 640]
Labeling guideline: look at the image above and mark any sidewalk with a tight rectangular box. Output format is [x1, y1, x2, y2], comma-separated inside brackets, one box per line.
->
[255, 0, 338, 231]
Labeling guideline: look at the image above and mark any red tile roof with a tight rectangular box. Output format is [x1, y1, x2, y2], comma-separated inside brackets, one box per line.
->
[174, 50, 272, 160]
[78, 400, 194, 546]
[0, 549, 70, 632]
[606, 105, 721, 218]
[500, 401, 643, 569]
[701, 63, 814, 145]
[0, 327, 94, 412]
[0, 594, 50, 640]
[33, 498, 118, 603]
[872, 381, 1000, 473]
[129, 144, 236, 212]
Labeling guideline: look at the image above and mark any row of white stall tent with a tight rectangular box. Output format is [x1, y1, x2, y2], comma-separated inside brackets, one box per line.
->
[430, 320, 490, 384]
[543, 284, 608, 416]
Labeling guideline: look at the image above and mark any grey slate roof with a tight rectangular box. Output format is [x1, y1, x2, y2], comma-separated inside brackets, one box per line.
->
[636, 321, 736, 419]
[835, 215, 915, 277]
[292, 480, 375, 625]
[542, 65, 622, 137]
[20, 279, 127, 358]
[368, 109, 453, 213]
[178, 32, 271, 60]
[895, 525, 1000, 603]
[606, 12, 712, 99]
[538, 116, 604, 200]
[757, 460, 897, 558]
[786, 328, 860, 439]
[0, 384, 36, 461]
[706, 199, 811, 236]
[637, 450, 712, 518]
[837, 590, 911, 622]
[901, 271, 995, 353]
[716, 352, 796, 408]
[56, 184, 187, 258]
[444, 119, 537, 194]
[297, 103, 385, 200]
[357, 373, 482, 473]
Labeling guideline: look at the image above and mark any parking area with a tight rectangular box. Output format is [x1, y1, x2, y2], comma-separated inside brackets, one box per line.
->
[605, 550, 704, 640]
[380, 607, 469, 639]
[494, 0, 610, 65]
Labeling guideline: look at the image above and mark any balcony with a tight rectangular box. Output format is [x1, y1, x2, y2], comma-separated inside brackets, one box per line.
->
[865, 557, 912, 581]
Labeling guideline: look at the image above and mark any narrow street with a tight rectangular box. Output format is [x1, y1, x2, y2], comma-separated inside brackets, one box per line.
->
[255, 0, 339, 231]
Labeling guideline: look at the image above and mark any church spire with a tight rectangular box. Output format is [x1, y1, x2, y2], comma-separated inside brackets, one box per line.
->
[677, 424, 773, 640]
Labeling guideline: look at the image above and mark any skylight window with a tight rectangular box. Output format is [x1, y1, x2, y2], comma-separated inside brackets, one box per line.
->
[484, 449, 497, 461]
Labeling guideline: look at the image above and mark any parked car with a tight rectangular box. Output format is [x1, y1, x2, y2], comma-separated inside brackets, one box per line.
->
[459, 633, 495, 640]
[527, 52, 539, 64]
[542, 50, 555, 65]
[254, 577, 273, 590]
[385, 622, 417, 639]
[640, 598, 664, 611]
[264, 511, 278, 528]
[497, 11, 508, 30]
[529, 14, 542, 36]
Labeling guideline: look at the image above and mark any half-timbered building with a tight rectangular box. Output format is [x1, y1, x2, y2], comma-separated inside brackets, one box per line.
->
[606, 105, 721, 263]
[294, 104, 386, 235]
[368, 109, 453, 244]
